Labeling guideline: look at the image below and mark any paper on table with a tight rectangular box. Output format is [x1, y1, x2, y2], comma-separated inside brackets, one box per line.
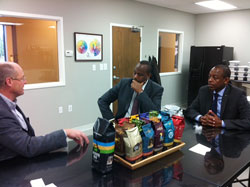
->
[189, 143, 211, 156]
[30, 178, 57, 187]
[30, 178, 45, 187]
[46, 184, 57, 187]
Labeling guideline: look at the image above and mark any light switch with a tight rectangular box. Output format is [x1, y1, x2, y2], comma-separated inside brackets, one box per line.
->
[68, 105, 72, 112]
[92, 64, 96, 71]
[100, 64, 104, 71]
[104, 63, 107, 70]
[58, 106, 63, 114]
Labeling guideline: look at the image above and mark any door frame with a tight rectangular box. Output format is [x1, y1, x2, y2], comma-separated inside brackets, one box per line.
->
[110, 23, 143, 90]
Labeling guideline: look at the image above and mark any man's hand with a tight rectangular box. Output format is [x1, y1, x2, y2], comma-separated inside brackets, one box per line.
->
[64, 129, 89, 147]
[131, 80, 144, 94]
[200, 110, 222, 128]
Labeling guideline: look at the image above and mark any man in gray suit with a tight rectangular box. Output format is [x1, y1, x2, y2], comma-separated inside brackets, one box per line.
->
[185, 65, 250, 130]
[98, 60, 164, 120]
[0, 62, 89, 161]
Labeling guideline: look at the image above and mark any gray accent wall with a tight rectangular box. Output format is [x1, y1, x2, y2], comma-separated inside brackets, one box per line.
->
[195, 10, 250, 65]
[0, 0, 195, 134]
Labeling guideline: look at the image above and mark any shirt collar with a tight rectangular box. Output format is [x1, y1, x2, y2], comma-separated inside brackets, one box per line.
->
[142, 80, 148, 90]
[0, 93, 17, 110]
[213, 86, 226, 97]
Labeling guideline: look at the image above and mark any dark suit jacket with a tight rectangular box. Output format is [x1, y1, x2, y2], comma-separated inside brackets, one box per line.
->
[0, 96, 67, 161]
[185, 84, 250, 130]
[98, 78, 164, 120]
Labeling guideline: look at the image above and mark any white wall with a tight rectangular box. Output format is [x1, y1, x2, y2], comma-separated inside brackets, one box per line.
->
[0, 0, 195, 134]
[195, 9, 250, 65]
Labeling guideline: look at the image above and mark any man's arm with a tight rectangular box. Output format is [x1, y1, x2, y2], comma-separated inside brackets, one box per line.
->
[137, 82, 164, 112]
[0, 116, 67, 158]
[185, 89, 203, 120]
[224, 95, 250, 130]
[98, 81, 121, 120]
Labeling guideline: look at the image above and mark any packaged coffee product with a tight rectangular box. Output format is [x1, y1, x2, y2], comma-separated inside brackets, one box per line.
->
[141, 123, 154, 157]
[139, 112, 149, 120]
[117, 117, 129, 125]
[152, 122, 164, 153]
[159, 111, 175, 149]
[172, 115, 185, 144]
[123, 126, 143, 163]
[92, 117, 115, 174]
[149, 111, 159, 118]
[130, 118, 144, 133]
[114, 122, 135, 156]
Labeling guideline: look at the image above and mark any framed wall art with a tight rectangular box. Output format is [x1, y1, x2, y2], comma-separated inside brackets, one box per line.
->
[74, 32, 103, 61]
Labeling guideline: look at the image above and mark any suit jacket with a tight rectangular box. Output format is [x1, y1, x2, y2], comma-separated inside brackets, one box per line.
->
[98, 78, 164, 120]
[0, 96, 67, 161]
[185, 84, 250, 130]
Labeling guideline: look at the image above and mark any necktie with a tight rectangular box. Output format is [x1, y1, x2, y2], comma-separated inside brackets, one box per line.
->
[131, 95, 139, 115]
[211, 93, 218, 115]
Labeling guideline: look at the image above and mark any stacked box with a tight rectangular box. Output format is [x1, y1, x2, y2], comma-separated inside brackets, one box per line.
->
[229, 60, 249, 81]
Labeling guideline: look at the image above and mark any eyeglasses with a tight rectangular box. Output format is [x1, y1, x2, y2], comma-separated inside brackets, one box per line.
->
[11, 76, 26, 82]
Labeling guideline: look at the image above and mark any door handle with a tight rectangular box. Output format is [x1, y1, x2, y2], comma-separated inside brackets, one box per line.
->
[113, 75, 120, 80]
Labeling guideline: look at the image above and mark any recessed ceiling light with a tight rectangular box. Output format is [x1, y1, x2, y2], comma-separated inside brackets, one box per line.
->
[195, 0, 237, 10]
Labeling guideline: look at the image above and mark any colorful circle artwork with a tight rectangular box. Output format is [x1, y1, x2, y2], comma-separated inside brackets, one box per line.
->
[89, 39, 101, 56]
[77, 40, 88, 54]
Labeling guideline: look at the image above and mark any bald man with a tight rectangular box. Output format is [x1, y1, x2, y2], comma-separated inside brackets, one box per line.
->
[0, 62, 89, 161]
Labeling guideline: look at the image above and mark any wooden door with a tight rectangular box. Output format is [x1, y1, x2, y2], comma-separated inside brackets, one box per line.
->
[112, 26, 141, 115]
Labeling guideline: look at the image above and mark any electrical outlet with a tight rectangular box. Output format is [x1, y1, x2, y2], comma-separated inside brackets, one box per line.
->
[68, 105, 73, 112]
[58, 106, 63, 114]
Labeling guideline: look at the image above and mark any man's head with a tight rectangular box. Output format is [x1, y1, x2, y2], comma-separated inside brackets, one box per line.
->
[0, 62, 26, 101]
[208, 65, 230, 92]
[133, 60, 152, 83]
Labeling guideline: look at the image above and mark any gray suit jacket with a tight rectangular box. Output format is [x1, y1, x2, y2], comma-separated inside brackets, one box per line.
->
[185, 84, 250, 130]
[0, 97, 67, 161]
[98, 78, 164, 120]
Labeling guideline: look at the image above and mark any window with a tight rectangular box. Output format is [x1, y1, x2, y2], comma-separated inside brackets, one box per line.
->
[0, 25, 6, 62]
[0, 11, 65, 89]
[157, 29, 184, 75]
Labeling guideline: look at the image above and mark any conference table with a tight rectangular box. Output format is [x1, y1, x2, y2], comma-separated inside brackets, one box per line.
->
[1, 120, 250, 187]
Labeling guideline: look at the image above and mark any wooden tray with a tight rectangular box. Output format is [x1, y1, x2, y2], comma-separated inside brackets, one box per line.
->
[114, 142, 185, 170]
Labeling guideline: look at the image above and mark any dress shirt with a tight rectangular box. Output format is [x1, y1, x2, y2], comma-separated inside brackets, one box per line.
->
[0, 93, 28, 131]
[195, 86, 226, 127]
[125, 80, 148, 117]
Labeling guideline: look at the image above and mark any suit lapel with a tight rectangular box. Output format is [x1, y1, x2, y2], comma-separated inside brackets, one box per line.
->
[220, 86, 230, 118]
[124, 80, 135, 112]
[207, 90, 213, 112]
[16, 105, 35, 135]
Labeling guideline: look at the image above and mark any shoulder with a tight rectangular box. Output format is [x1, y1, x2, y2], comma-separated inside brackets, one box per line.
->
[198, 85, 210, 93]
[227, 84, 246, 96]
[148, 79, 163, 91]
[120, 78, 132, 83]
[117, 78, 132, 87]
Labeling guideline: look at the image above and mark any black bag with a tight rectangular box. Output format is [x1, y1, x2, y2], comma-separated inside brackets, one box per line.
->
[92, 117, 115, 173]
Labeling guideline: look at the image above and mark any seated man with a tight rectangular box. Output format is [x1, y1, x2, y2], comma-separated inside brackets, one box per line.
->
[185, 64, 250, 130]
[98, 60, 164, 120]
[0, 62, 89, 161]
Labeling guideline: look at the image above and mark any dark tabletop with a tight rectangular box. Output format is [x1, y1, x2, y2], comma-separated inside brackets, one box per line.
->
[1, 121, 250, 187]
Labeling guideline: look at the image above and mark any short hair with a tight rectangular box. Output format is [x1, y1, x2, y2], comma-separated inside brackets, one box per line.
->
[214, 64, 231, 78]
[139, 60, 152, 74]
[0, 63, 17, 88]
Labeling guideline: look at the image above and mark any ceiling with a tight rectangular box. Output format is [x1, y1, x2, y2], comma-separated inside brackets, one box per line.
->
[135, 0, 250, 14]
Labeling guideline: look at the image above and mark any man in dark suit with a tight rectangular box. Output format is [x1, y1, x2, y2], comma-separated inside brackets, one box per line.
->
[0, 62, 89, 161]
[185, 64, 250, 130]
[98, 60, 164, 120]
